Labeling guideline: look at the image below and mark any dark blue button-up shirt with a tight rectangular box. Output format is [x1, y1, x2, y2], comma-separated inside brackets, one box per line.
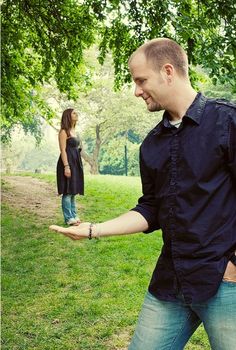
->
[132, 92, 236, 303]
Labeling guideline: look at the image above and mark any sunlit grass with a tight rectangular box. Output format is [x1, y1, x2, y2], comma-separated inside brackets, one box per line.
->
[2, 174, 210, 349]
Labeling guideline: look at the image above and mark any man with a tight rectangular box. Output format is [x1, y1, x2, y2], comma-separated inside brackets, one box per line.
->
[50, 38, 236, 349]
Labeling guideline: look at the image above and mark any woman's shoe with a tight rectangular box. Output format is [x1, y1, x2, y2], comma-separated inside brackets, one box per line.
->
[74, 217, 81, 224]
[66, 218, 78, 226]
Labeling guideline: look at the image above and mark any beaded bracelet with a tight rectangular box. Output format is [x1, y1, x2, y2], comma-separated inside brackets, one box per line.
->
[88, 223, 101, 239]
[88, 223, 93, 240]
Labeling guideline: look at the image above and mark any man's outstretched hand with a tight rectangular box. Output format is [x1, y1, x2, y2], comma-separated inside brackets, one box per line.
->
[49, 222, 91, 240]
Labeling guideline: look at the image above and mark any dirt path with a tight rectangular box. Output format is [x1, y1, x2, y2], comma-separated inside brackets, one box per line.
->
[2, 175, 60, 222]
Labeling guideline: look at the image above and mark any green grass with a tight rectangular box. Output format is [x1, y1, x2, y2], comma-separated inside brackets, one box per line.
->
[1, 174, 210, 349]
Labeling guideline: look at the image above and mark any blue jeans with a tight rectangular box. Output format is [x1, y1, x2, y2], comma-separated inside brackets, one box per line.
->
[61, 194, 77, 223]
[129, 281, 236, 350]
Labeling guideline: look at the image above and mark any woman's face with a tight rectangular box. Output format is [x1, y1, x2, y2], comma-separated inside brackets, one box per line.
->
[71, 110, 78, 122]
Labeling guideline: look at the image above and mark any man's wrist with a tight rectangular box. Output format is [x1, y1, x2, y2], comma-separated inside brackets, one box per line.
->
[88, 223, 102, 239]
[95, 224, 101, 238]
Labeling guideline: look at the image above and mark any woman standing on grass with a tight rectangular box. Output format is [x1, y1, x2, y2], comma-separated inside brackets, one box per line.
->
[57, 108, 84, 225]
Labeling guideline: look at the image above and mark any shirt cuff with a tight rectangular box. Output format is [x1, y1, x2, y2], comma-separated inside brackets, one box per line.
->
[130, 207, 160, 233]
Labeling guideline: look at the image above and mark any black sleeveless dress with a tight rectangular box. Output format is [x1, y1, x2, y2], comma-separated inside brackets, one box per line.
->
[57, 136, 84, 195]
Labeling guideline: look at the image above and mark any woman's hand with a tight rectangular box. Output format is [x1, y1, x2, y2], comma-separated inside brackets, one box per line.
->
[64, 166, 71, 178]
[49, 222, 91, 240]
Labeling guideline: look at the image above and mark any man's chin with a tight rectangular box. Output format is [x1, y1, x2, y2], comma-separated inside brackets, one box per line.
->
[147, 103, 162, 112]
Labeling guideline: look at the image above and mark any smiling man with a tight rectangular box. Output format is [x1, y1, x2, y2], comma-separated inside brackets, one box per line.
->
[50, 38, 236, 350]
[129, 38, 196, 116]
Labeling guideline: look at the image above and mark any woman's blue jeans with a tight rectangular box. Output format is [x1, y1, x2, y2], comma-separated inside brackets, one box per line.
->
[129, 281, 236, 350]
[61, 194, 77, 223]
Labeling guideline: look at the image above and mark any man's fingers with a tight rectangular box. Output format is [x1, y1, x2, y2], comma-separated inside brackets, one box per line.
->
[65, 233, 78, 240]
[49, 225, 77, 235]
[49, 225, 68, 233]
[49, 225, 86, 240]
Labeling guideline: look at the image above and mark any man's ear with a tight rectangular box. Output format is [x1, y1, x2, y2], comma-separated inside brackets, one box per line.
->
[161, 64, 174, 83]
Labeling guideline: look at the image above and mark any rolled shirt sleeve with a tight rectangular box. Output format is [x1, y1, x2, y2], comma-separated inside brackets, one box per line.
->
[131, 148, 160, 233]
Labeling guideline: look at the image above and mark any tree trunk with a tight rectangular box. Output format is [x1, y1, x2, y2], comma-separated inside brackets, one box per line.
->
[81, 123, 102, 174]
[81, 149, 98, 174]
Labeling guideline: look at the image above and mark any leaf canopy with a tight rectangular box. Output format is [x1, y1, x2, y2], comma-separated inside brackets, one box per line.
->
[1, 0, 236, 141]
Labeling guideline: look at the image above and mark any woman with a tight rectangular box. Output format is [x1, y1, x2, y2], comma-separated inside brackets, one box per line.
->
[57, 108, 84, 225]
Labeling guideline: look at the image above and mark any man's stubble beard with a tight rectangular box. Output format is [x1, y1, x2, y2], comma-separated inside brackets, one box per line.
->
[147, 101, 163, 112]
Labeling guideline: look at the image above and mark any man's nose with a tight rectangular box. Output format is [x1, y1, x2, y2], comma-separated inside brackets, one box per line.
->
[134, 85, 143, 97]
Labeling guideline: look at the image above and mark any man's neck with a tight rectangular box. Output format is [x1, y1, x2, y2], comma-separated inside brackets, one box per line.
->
[167, 85, 197, 122]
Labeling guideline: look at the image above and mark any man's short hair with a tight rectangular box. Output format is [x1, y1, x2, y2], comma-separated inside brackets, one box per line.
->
[130, 38, 189, 78]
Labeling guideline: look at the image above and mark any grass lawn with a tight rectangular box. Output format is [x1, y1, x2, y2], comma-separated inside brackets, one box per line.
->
[1, 174, 210, 349]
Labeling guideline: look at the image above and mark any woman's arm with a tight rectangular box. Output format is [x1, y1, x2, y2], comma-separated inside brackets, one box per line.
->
[58, 130, 71, 177]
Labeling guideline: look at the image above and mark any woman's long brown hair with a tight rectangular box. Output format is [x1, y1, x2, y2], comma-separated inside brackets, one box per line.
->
[60, 108, 75, 137]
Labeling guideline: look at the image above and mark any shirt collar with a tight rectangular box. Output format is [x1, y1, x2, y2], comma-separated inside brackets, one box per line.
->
[153, 92, 207, 135]
[184, 92, 207, 124]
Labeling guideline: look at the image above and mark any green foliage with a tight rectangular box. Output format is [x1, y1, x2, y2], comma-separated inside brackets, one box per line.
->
[1, 0, 96, 141]
[0, 78, 54, 143]
[99, 138, 140, 176]
[201, 80, 236, 101]
[96, 0, 236, 90]
[2, 0, 236, 142]
[20, 144, 58, 173]
[1, 124, 59, 173]
[79, 51, 161, 139]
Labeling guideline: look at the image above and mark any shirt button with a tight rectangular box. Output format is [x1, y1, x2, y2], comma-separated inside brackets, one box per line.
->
[184, 296, 192, 304]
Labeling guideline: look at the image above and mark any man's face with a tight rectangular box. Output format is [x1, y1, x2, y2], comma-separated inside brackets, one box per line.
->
[129, 52, 169, 112]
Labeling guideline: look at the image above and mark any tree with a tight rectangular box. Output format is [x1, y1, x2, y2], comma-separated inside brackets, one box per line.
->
[2, 0, 236, 141]
[75, 56, 160, 174]
[99, 137, 140, 176]
[1, 132, 35, 173]
[96, 0, 236, 90]
[1, 0, 96, 141]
